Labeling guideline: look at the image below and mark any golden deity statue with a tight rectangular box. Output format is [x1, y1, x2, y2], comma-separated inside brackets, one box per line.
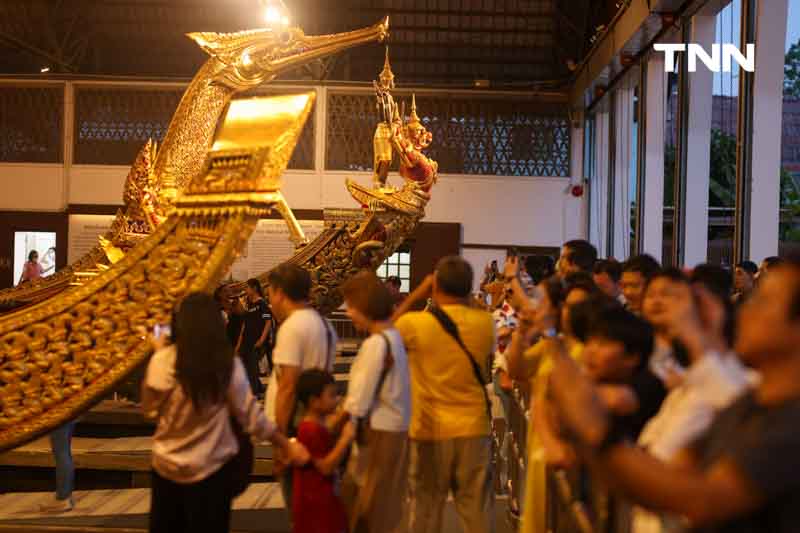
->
[372, 47, 398, 190]
[359, 50, 439, 207]
[393, 94, 438, 195]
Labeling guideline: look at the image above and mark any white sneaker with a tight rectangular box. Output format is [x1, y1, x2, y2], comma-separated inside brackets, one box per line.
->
[39, 496, 74, 513]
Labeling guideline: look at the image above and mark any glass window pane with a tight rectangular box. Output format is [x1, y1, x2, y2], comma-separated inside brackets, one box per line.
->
[376, 264, 387, 277]
[663, 67, 679, 267]
[400, 280, 410, 293]
[388, 264, 399, 276]
[399, 265, 410, 278]
[631, 85, 639, 258]
[780, 0, 800, 254]
[400, 252, 410, 264]
[706, 0, 741, 266]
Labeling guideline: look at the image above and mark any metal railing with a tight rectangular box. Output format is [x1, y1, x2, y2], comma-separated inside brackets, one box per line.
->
[502, 384, 529, 525]
[496, 382, 632, 533]
[328, 311, 367, 343]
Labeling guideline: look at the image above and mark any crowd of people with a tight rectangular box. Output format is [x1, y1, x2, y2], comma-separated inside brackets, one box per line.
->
[139, 258, 499, 533]
[102, 239, 799, 533]
[488, 241, 800, 533]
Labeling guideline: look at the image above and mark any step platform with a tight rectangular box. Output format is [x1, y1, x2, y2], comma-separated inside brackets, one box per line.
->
[0, 435, 273, 492]
[0, 487, 514, 533]
[0, 483, 288, 533]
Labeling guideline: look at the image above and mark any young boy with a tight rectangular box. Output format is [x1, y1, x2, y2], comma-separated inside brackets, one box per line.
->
[583, 306, 666, 439]
[292, 369, 355, 533]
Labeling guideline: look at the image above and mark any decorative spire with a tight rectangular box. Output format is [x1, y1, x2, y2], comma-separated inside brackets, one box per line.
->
[378, 46, 395, 89]
[408, 93, 421, 128]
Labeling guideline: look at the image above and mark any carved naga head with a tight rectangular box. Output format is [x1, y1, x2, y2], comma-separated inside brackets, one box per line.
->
[188, 16, 389, 89]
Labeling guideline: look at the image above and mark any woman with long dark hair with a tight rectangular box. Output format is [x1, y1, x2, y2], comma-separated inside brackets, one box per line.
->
[142, 292, 308, 533]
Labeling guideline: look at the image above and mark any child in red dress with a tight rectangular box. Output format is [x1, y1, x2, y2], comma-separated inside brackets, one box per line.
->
[293, 369, 355, 533]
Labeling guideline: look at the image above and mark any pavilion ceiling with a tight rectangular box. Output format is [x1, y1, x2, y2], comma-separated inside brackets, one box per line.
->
[0, 0, 623, 89]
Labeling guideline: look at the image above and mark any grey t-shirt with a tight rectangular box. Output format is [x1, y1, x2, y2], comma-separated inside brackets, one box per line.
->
[691, 391, 800, 533]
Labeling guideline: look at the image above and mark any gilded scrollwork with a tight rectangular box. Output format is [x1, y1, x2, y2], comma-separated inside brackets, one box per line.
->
[0, 92, 315, 452]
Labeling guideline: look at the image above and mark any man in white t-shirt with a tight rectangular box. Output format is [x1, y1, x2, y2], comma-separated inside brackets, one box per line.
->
[263, 263, 337, 513]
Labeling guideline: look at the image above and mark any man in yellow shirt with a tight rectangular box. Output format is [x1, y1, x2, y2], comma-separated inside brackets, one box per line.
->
[394, 256, 497, 533]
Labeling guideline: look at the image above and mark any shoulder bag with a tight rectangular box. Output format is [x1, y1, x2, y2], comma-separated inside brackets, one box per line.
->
[355, 331, 395, 446]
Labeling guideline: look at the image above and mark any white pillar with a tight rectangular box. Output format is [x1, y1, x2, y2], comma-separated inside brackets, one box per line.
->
[682, 15, 716, 267]
[612, 77, 636, 260]
[641, 54, 666, 262]
[590, 105, 610, 254]
[748, 0, 788, 262]
[563, 120, 588, 241]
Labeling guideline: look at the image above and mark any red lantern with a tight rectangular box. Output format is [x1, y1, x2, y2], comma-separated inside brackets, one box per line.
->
[570, 184, 584, 197]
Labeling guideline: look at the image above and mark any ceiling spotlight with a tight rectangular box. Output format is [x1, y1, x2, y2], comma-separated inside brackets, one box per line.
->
[265, 5, 281, 24]
[40, 66, 50, 73]
[262, 0, 291, 27]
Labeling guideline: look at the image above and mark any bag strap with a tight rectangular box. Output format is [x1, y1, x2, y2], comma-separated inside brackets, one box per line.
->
[317, 310, 335, 370]
[427, 306, 492, 420]
[366, 332, 395, 418]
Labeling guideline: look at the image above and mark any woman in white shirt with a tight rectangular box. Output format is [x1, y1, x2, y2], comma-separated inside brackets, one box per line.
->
[142, 292, 308, 533]
[338, 271, 411, 533]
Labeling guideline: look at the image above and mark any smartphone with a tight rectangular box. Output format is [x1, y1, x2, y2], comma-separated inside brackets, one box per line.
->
[153, 324, 172, 339]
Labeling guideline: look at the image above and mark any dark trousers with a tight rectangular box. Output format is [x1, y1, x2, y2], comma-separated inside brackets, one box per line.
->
[49, 421, 76, 500]
[149, 462, 233, 533]
[241, 347, 264, 395]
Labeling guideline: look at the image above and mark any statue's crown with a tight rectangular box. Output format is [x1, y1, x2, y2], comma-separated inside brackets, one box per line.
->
[378, 47, 395, 88]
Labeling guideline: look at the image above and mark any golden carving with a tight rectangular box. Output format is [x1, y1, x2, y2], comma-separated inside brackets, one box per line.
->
[269, 203, 423, 314]
[370, 51, 437, 197]
[0, 39, 439, 455]
[0, 17, 389, 313]
[247, 56, 439, 313]
[372, 47, 398, 190]
[0, 92, 315, 452]
[161, 18, 389, 198]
